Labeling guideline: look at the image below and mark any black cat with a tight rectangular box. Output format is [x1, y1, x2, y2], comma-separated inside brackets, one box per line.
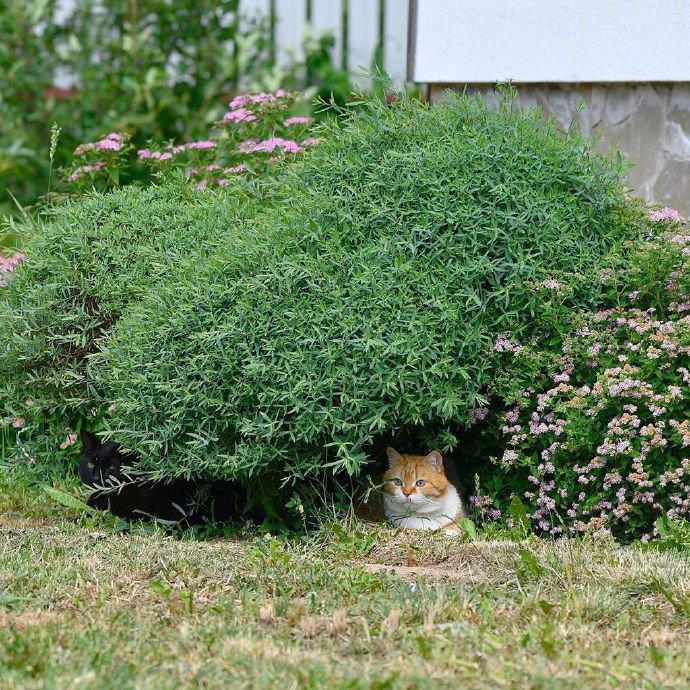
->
[79, 430, 243, 524]
[79, 430, 133, 487]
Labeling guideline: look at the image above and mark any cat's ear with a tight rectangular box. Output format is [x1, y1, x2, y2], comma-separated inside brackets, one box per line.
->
[425, 450, 444, 473]
[80, 429, 100, 454]
[386, 447, 402, 467]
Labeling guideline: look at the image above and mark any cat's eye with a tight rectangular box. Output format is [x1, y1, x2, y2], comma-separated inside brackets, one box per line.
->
[391, 478, 403, 486]
[415, 479, 426, 487]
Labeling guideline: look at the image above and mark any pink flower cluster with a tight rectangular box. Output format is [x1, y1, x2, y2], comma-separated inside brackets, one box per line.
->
[67, 133, 130, 187]
[493, 335, 524, 354]
[490, 225, 690, 540]
[283, 116, 313, 127]
[74, 132, 126, 156]
[470, 406, 489, 424]
[469, 494, 502, 520]
[138, 150, 172, 160]
[185, 140, 217, 150]
[69, 161, 106, 182]
[0, 252, 26, 287]
[138, 141, 216, 160]
[223, 108, 257, 124]
[69, 90, 318, 193]
[229, 89, 290, 110]
[649, 207, 685, 223]
[240, 137, 302, 154]
[536, 278, 562, 290]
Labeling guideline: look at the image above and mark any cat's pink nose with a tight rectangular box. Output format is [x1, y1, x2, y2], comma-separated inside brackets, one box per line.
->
[402, 488, 414, 497]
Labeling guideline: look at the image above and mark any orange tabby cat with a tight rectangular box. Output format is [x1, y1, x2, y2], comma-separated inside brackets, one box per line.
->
[382, 447, 465, 535]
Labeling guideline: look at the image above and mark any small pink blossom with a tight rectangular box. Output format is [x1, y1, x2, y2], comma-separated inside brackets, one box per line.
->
[96, 138, 122, 152]
[68, 161, 106, 182]
[238, 139, 258, 153]
[541, 279, 561, 290]
[11, 417, 25, 428]
[501, 449, 518, 464]
[649, 207, 684, 222]
[283, 116, 313, 127]
[243, 137, 302, 154]
[0, 252, 25, 276]
[224, 164, 247, 174]
[59, 432, 78, 450]
[74, 142, 95, 155]
[470, 407, 489, 424]
[229, 90, 289, 110]
[493, 336, 523, 354]
[223, 108, 257, 124]
[186, 140, 216, 150]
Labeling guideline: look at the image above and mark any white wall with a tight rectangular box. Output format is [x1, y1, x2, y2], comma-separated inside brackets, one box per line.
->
[410, 0, 690, 83]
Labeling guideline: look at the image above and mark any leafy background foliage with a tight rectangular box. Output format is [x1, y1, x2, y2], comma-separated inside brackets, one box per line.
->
[0, 0, 349, 220]
[7, 83, 688, 541]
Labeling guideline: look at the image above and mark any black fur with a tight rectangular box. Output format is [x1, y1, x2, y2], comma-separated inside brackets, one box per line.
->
[78, 430, 245, 524]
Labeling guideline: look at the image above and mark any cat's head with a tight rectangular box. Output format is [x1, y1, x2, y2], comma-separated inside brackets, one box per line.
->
[382, 447, 450, 507]
[78, 430, 135, 487]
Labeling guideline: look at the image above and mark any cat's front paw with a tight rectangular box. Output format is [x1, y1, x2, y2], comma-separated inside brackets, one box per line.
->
[443, 524, 461, 537]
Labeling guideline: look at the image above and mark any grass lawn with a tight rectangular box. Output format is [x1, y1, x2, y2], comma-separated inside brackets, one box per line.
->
[1, 471, 690, 689]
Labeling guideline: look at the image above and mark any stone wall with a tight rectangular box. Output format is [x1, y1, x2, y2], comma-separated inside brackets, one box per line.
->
[430, 84, 690, 216]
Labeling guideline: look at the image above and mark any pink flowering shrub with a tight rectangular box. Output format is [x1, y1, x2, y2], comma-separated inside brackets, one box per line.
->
[66, 132, 132, 189]
[66, 91, 319, 194]
[471, 209, 690, 541]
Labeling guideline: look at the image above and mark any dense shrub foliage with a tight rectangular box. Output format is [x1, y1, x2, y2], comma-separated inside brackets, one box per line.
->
[94, 92, 641, 482]
[469, 212, 690, 541]
[0, 184, 254, 435]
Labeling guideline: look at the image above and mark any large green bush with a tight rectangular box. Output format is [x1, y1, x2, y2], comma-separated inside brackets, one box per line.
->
[0, 182, 256, 433]
[93, 92, 643, 482]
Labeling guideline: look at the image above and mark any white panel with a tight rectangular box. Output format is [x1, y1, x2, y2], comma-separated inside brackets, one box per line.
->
[310, 0, 344, 69]
[55, 0, 75, 25]
[384, 0, 408, 85]
[239, 0, 269, 34]
[348, 0, 379, 87]
[275, 0, 306, 66]
[412, 0, 690, 83]
[240, 0, 269, 22]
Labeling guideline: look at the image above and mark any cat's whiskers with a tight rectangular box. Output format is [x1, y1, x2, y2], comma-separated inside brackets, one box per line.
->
[382, 447, 465, 534]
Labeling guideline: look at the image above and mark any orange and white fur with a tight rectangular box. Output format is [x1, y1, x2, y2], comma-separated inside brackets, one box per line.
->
[382, 447, 465, 535]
